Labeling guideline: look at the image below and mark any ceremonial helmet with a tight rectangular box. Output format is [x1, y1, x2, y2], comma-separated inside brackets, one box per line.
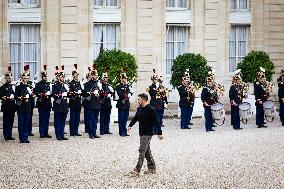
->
[55, 66, 60, 77]
[58, 65, 65, 77]
[4, 66, 12, 78]
[21, 65, 30, 79]
[257, 67, 266, 78]
[120, 67, 128, 79]
[91, 64, 98, 76]
[151, 69, 158, 81]
[41, 65, 48, 77]
[182, 69, 190, 81]
[72, 64, 79, 76]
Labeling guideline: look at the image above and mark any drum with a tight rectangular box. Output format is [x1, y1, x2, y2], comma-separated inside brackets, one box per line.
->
[239, 102, 253, 124]
[211, 102, 225, 125]
[263, 100, 276, 122]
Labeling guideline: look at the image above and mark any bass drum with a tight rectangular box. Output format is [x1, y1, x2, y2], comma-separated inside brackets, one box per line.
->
[211, 102, 225, 126]
[263, 100, 276, 123]
[239, 102, 253, 124]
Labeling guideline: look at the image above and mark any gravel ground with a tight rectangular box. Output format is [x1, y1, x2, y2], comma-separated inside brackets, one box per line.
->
[1, 116, 284, 189]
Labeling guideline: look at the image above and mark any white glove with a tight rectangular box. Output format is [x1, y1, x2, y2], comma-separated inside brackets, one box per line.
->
[27, 87, 32, 95]
[49, 84, 53, 92]
[9, 94, 14, 99]
[128, 93, 132, 98]
[46, 91, 51, 96]
[64, 84, 69, 91]
[62, 92, 67, 97]
[108, 94, 111, 98]
[12, 85, 15, 92]
[80, 82, 84, 90]
[77, 90, 82, 94]
[94, 90, 99, 95]
[108, 86, 114, 93]
[97, 82, 102, 90]
[155, 83, 160, 88]
[164, 104, 167, 108]
[25, 94, 29, 98]
[129, 86, 134, 94]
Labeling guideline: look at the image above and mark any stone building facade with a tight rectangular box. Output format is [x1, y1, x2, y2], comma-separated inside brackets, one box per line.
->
[0, 0, 283, 102]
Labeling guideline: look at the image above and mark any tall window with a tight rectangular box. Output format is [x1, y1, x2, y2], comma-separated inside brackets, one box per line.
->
[167, 0, 187, 8]
[230, 0, 249, 10]
[166, 26, 188, 75]
[93, 24, 119, 59]
[8, 0, 38, 5]
[94, 0, 118, 7]
[229, 25, 249, 72]
[9, 24, 40, 80]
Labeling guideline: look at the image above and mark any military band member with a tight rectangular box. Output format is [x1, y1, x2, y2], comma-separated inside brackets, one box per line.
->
[0, 66, 16, 141]
[201, 74, 218, 132]
[51, 66, 69, 140]
[229, 75, 243, 130]
[34, 65, 52, 138]
[99, 72, 114, 135]
[277, 67, 284, 126]
[116, 72, 134, 137]
[148, 69, 167, 134]
[158, 74, 168, 127]
[177, 70, 195, 129]
[15, 71, 32, 143]
[254, 67, 268, 128]
[83, 65, 101, 139]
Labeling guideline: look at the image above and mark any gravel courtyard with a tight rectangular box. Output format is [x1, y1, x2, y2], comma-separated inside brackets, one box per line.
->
[1, 117, 284, 189]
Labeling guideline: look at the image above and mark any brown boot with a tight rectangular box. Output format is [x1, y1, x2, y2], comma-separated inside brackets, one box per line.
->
[144, 169, 156, 174]
[129, 169, 140, 177]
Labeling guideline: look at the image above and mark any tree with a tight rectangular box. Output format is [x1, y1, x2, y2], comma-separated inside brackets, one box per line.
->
[170, 53, 211, 87]
[95, 49, 138, 87]
[237, 51, 275, 83]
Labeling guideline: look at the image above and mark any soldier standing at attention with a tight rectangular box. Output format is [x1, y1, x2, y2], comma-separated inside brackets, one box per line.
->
[229, 74, 243, 130]
[68, 64, 83, 136]
[148, 69, 167, 134]
[34, 65, 52, 138]
[201, 73, 218, 132]
[0, 66, 16, 141]
[277, 67, 284, 126]
[115, 71, 134, 137]
[254, 67, 268, 128]
[51, 65, 69, 140]
[82, 67, 92, 134]
[177, 70, 195, 129]
[15, 70, 32, 143]
[83, 64, 102, 139]
[99, 71, 114, 135]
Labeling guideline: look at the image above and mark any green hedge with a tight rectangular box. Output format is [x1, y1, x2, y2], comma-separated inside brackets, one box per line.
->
[237, 51, 275, 83]
[170, 53, 211, 87]
[95, 49, 138, 86]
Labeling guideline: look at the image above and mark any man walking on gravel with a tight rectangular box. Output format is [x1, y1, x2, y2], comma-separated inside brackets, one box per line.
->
[128, 93, 163, 176]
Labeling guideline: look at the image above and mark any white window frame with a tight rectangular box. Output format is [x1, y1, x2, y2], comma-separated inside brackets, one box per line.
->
[229, 25, 250, 72]
[8, 0, 40, 8]
[230, 0, 250, 11]
[93, 0, 120, 8]
[8, 23, 41, 80]
[93, 23, 120, 60]
[166, 0, 189, 10]
[165, 25, 189, 76]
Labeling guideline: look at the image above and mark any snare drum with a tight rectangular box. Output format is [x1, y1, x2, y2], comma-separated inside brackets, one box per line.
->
[211, 102, 225, 125]
[239, 102, 252, 124]
[263, 100, 276, 122]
